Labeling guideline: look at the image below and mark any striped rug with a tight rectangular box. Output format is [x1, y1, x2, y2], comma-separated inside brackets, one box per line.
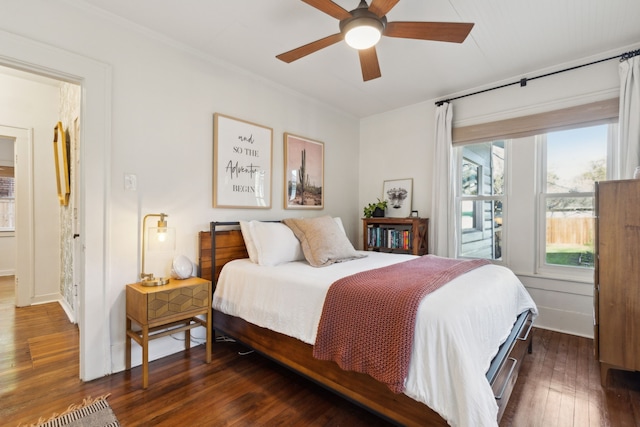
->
[21, 395, 119, 427]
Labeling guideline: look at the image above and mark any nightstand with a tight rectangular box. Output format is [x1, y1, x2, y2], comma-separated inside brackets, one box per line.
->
[125, 276, 212, 389]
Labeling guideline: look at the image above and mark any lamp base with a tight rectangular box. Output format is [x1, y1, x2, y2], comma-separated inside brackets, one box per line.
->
[140, 276, 170, 287]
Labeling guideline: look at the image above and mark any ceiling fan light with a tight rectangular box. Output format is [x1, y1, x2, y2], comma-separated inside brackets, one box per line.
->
[344, 18, 383, 50]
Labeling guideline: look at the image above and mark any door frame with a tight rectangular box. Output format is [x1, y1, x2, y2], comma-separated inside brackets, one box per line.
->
[0, 29, 112, 381]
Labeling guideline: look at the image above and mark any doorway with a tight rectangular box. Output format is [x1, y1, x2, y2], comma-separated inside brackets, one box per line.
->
[0, 29, 112, 381]
[0, 67, 82, 360]
[0, 126, 33, 307]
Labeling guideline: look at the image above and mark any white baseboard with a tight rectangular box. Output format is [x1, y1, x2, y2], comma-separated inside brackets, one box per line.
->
[533, 306, 594, 339]
[0, 269, 15, 276]
[30, 293, 62, 305]
[58, 298, 76, 324]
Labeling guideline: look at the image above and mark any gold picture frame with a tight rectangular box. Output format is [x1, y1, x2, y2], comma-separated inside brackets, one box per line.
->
[53, 122, 70, 206]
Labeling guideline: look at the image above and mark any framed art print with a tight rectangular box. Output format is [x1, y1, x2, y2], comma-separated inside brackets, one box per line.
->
[213, 113, 273, 208]
[284, 133, 324, 209]
[383, 178, 413, 218]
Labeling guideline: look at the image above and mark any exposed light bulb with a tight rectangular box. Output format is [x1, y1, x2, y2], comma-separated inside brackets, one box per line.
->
[345, 25, 382, 50]
[156, 214, 168, 242]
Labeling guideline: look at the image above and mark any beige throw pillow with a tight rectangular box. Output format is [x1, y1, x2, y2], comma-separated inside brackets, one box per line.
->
[283, 216, 366, 267]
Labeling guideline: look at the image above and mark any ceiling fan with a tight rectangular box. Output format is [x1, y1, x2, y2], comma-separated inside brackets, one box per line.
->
[276, 0, 474, 81]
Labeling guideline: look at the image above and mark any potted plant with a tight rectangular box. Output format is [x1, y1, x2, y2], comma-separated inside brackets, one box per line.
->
[363, 198, 387, 218]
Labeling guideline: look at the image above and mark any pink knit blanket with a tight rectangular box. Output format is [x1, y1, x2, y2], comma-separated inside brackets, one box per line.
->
[313, 255, 490, 393]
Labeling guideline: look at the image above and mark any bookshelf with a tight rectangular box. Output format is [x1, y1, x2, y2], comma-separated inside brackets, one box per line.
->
[362, 217, 428, 256]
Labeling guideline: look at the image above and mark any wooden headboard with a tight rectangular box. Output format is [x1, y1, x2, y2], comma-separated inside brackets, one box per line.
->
[198, 221, 248, 285]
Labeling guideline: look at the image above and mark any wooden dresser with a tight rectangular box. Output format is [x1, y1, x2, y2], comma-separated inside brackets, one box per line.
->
[594, 179, 640, 385]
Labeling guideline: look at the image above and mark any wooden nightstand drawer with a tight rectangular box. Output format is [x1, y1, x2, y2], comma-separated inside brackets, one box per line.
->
[147, 283, 209, 320]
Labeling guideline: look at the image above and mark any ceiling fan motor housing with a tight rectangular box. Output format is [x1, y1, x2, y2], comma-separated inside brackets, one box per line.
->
[339, 7, 387, 36]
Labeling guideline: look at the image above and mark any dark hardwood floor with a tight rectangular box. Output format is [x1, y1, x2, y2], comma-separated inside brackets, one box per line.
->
[1, 275, 639, 426]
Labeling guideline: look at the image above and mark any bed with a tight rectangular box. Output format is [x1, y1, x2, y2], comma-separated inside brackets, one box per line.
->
[199, 219, 537, 427]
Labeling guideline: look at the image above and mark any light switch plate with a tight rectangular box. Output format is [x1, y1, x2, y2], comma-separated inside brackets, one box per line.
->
[124, 173, 137, 191]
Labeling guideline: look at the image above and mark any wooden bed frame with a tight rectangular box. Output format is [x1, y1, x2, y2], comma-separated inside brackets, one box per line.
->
[199, 222, 534, 426]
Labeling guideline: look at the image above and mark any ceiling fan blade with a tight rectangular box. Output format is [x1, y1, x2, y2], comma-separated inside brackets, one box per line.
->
[276, 33, 344, 63]
[385, 21, 474, 43]
[358, 47, 382, 81]
[368, 0, 399, 18]
[301, 0, 352, 20]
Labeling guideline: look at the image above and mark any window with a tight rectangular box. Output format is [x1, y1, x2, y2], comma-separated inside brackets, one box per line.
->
[455, 121, 613, 280]
[452, 99, 619, 281]
[457, 141, 505, 260]
[0, 166, 15, 232]
[539, 125, 608, 271]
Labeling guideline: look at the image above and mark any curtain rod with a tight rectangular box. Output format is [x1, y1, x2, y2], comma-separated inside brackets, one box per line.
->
[435, 48, 640, 106]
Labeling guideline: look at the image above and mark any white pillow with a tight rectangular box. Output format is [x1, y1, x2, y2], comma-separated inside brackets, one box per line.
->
[250, 221, 305, 266]
[239, 220, 259, 263]
[333, 217, 346, 235]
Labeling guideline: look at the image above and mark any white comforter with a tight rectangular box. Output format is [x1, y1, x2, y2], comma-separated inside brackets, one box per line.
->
[213, 252, 537, 427]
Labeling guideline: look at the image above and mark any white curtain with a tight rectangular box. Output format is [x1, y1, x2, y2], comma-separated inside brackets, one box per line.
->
[619, 55, 640, 179]
[431, 102, 455, 257]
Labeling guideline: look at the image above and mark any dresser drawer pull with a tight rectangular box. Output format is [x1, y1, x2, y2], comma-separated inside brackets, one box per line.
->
[517, 318, 533, 342]
[494, 357, 517, 400]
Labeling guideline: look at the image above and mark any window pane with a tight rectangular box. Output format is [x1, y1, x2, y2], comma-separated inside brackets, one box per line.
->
[545, 196, 594, 267]
[491, 142, 505, 196]
[462, 142, 504, 196]
[0, 176, 15, 231]
[461, 200, 476, 230]
[0, 199, 14, 230]
[462, 159, 479, 195]
[459, 199, 503, 260]
[546, 125, 607, 193]
[459, 141, 505, 261]
[543, 124, 606, 270]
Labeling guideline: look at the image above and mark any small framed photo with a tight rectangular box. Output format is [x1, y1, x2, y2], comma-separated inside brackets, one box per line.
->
[284, 133, 324, 209]
[383, 178, 413, 218]
[411, 210, 419, 218]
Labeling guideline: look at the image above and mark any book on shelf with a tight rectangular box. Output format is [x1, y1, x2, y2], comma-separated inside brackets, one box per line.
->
[367, 226, 413, 250]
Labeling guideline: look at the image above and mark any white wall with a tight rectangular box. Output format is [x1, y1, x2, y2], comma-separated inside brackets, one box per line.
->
[360, 103, 435, 229]
[0, 0, 360, 375]
[0, 73, 61, 299]
[360, 45, 640, 338]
